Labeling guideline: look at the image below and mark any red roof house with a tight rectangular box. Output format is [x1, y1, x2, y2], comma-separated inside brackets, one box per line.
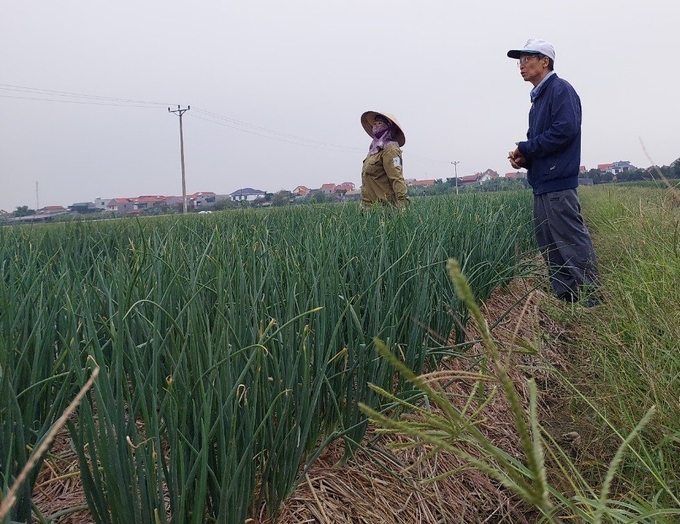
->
[334, 183, 354, 194]
[459, 173, 482, 184]
[410, 179, 436, 187]
[292, 186, 310, 197]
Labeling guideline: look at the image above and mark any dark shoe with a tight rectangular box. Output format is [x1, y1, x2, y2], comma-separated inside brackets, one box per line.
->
[583, 293, 603, 308]
[556, 291, 577, 303]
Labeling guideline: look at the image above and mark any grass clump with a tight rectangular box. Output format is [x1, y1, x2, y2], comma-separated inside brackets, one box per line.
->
[361, 251, 679, 522]
[569, 185, 680, 507]
[356, 183, 680, 522]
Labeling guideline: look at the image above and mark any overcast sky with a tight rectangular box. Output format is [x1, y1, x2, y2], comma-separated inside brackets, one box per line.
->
[2, 1, 678, 211]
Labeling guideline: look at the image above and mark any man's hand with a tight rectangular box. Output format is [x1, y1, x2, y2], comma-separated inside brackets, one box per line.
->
[508, 147, 526, 170]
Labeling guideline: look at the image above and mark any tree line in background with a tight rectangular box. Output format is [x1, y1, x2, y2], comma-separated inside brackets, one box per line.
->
[580, 161, 680, 184]
[5, 158, 679, 219]
[252, 158, 680, 206]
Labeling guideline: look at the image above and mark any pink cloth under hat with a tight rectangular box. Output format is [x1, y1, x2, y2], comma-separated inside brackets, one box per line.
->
[507, 39, 555, 61]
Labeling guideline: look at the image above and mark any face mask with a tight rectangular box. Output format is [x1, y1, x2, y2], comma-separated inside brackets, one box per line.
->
[372, 121, 388, 136]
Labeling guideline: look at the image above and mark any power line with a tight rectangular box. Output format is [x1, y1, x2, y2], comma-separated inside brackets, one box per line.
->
[190, 108, 450, 164]
[192, 107, 363, 151]
[1, 83, 451, 164]
[0, 93, 166, 108]
[0, 83, 173, 107]
[189, 111, 363, 153]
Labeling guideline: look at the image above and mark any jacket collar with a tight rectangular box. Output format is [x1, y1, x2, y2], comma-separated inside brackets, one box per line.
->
[530, 71, 557, 102]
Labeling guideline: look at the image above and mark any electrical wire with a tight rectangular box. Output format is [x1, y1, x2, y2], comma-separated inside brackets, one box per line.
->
[190, 110, 364, 153]
[0, 83, 173, 107]
[1, 82, 450, 163]
[0, 93, 167, 108]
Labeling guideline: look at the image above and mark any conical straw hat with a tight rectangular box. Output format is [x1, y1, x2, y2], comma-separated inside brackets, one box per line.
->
[360, 111, 406, 147]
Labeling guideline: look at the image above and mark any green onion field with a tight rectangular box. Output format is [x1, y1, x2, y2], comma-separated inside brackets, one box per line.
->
[0, 193, 535, 523]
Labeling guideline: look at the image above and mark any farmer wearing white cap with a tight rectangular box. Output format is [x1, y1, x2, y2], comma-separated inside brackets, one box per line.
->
[507, 39, 600, 305]
[360, 111, 409, 209]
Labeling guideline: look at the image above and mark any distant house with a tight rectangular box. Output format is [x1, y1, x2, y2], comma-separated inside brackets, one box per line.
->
[480, 169, 500, 181]
[409, 179, 436, 187]
[597, 161, 636, 179]
[106, 198, 135, 214]
[214, 194, 232, 202]
[292, 186, 310, 197]
[334, 183, 354, 195]
[165, 196, 183, 207]
[607, 161, 635, 174]
[454, 170, 500, 185]
[132, 195, 167, 210]
[39, 205, 67, 214]
[93, 197, 111, 210]
[189, 191, 216, 208]
[458, 173, 482, 184]
[320, 183, 336, 194]
[504, 171, 527, 180]
[229, 188, 267, 202]
[8, 206, 70, 223]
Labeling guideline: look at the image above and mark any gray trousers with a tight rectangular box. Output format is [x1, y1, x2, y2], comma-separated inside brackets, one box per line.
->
[534, 189, 600, 299]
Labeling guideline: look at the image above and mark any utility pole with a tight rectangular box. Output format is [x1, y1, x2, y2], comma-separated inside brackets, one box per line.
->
[168, 105, 190, 213]
[451, 161, 460, 195]
[35, 181, 39, 210]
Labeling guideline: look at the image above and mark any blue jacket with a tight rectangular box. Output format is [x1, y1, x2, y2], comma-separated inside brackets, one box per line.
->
[517, 74, 582, 195]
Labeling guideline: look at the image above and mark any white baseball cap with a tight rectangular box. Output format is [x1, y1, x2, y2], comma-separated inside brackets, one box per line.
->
[507, 39, 555, 61]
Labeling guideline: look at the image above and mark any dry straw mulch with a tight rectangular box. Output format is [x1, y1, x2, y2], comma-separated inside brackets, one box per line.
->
[33, 278, 569, 523]
[32, 431, 91, 524]
[269, 278, 568, 524]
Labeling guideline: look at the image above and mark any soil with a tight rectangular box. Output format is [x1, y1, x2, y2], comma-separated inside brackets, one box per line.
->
[30, 277, 585, 523]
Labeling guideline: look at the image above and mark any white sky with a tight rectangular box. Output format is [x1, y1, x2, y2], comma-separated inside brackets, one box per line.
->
[1, 0, 678, 211]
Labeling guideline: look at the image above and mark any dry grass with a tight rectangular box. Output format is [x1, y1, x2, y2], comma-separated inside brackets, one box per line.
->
[32, 432, 92, 524]
[33, 278, 572, 524]
[267, 278, 572, 523]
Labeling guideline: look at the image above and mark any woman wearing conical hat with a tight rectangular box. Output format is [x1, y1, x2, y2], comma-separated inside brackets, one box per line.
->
[360, 111, 410, 209]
